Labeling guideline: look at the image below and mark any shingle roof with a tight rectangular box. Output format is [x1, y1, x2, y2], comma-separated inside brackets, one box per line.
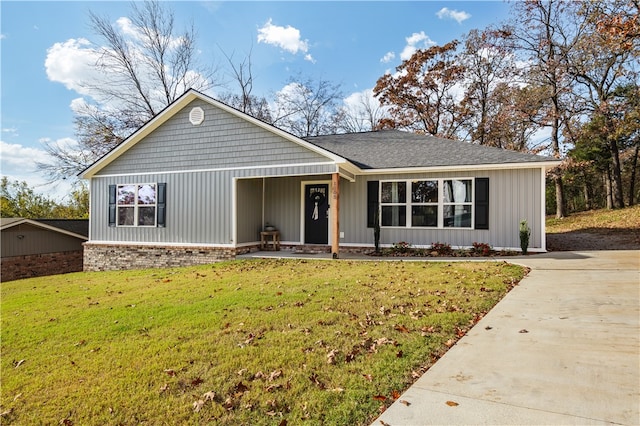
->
[36, 219, 89, 238]
[304, 130, 557, 169]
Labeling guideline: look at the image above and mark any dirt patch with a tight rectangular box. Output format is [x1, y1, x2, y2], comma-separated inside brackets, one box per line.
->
[546, 230, 640, 251]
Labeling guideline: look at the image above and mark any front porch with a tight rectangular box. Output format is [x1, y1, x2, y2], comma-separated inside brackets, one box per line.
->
[235, 172, 348, 258]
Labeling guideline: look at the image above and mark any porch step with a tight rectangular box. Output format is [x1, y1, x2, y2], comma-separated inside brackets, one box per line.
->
[291, 245, 331, 254]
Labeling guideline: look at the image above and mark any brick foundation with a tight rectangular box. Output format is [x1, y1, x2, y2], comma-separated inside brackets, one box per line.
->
[1, 250, 84, 282]
[83, 243, 244, 272]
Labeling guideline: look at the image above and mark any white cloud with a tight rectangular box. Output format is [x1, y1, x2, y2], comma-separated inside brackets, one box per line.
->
[380, 51, 395, 63]
[116, 17, 141, 39]
[436, 7, 471, 24]
[2, 127, 18, 136]
[0, 34, 6, 40]
[400, 31, 436, 61]
[0, 140, 51, 169]
[0, 139, 80, 200]
[257, 19, 314, 62]
[44, 38, 102, 95]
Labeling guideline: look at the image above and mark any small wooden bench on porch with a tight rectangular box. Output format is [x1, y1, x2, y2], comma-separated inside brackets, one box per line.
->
[260, 230, 280, 251]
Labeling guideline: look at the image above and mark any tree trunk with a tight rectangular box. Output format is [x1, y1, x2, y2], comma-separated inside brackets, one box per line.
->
[583, 178, 591, 210]
[554, 176, 566, 218]
[604, 169, 613, 209]
[628, 143, 639, 206]
[609, 138, 625, 208]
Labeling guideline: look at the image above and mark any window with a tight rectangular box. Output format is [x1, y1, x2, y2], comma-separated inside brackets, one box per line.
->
[411, 180, 438, 227]
[377, 178, 478, 229]
[117, 184, 157, 226]
[109, 183, 166, 228]
[443, 180, 472, 228]
[381, 181, 406, 226]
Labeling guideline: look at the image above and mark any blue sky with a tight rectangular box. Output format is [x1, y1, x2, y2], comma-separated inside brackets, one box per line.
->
[1, 1, 512, 201]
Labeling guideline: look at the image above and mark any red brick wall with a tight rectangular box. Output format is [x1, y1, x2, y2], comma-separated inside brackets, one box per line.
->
[1, 250, 84, 282]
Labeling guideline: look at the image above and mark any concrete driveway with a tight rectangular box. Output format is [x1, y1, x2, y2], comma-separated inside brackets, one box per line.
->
[372, 250, 640, 425]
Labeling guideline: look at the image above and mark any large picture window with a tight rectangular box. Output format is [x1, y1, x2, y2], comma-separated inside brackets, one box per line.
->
[117, 184, 157, 226]
[378, 178, 475, 229]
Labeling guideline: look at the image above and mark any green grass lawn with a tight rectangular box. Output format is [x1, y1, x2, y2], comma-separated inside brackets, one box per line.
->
[1, 259, 525, 425]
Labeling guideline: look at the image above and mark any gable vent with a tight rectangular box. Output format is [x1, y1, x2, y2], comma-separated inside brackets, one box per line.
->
[189, 107, 205, 125]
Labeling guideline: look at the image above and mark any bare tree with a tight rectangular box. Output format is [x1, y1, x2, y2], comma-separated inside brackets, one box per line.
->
[271, 75, 344, 137]
[38, 0, 216, 181]
[458, 29, 518, 146]
[217, 47, 273, 123]
[335, 90, 388, 133]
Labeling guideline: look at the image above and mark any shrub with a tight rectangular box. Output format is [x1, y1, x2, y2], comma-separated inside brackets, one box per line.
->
[392, 241, 412, 254]
[471, 242, 492, 256]
[430, 242, 452, 255]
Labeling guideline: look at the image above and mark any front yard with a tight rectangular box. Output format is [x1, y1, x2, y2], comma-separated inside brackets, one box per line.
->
[1, 259, 525, 425]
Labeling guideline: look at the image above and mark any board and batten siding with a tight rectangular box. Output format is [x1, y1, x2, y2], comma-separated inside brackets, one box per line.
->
[90, 165, 338, 245]
[95, 99, 332, 176]
[337, 168, 544, 250]
[236, 178, 263, 244]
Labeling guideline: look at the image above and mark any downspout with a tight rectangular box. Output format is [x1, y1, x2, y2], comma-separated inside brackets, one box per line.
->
[331, 173, 340, 259]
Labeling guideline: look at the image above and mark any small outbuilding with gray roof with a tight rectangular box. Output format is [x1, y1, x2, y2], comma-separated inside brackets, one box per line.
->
[79, 89, 560, 271]
[1, 218, 88, 281]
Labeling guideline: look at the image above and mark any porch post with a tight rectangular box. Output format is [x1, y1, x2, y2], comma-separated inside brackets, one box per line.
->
[331, 172, 340, 259]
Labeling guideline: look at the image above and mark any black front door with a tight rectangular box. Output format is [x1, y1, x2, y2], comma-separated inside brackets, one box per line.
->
[304, 183, 329, 244]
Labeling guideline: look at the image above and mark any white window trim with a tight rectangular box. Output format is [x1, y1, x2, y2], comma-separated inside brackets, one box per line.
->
[379, 178, 475, 230]
[116, 183, 158, 227]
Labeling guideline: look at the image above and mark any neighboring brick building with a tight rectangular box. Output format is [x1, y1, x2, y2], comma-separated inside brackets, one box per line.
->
[1, 218, 88, 282]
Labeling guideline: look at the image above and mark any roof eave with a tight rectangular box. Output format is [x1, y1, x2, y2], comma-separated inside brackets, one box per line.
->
[357, 160, 562, 174]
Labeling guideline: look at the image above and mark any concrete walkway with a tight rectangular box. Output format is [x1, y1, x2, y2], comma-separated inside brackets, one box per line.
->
[371, 250, 640, 425]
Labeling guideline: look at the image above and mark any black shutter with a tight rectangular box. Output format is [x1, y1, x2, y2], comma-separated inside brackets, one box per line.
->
[367, 180, 379, 228]
[108, 185, 117, 227]
[475, 178, 489, 230]
[157, 183, 166, 227]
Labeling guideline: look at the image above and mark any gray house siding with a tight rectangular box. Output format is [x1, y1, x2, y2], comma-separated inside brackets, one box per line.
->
[90, 166, 338, 245]
[336, 168, 543, 250]
[90, 171, 233, 245]
[236, 178, 263, 244]
[2, 223, 85, 257]
[95, 99, 332, 176]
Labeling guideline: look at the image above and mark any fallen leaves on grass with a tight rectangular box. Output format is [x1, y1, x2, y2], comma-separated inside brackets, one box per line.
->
[394, 324, 410, 333]
[327, 349, 339, 364]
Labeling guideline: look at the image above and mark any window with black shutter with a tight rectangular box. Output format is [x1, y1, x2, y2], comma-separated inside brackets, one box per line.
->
[367, 180, 379, 228]
[109, 183, 166, 227]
